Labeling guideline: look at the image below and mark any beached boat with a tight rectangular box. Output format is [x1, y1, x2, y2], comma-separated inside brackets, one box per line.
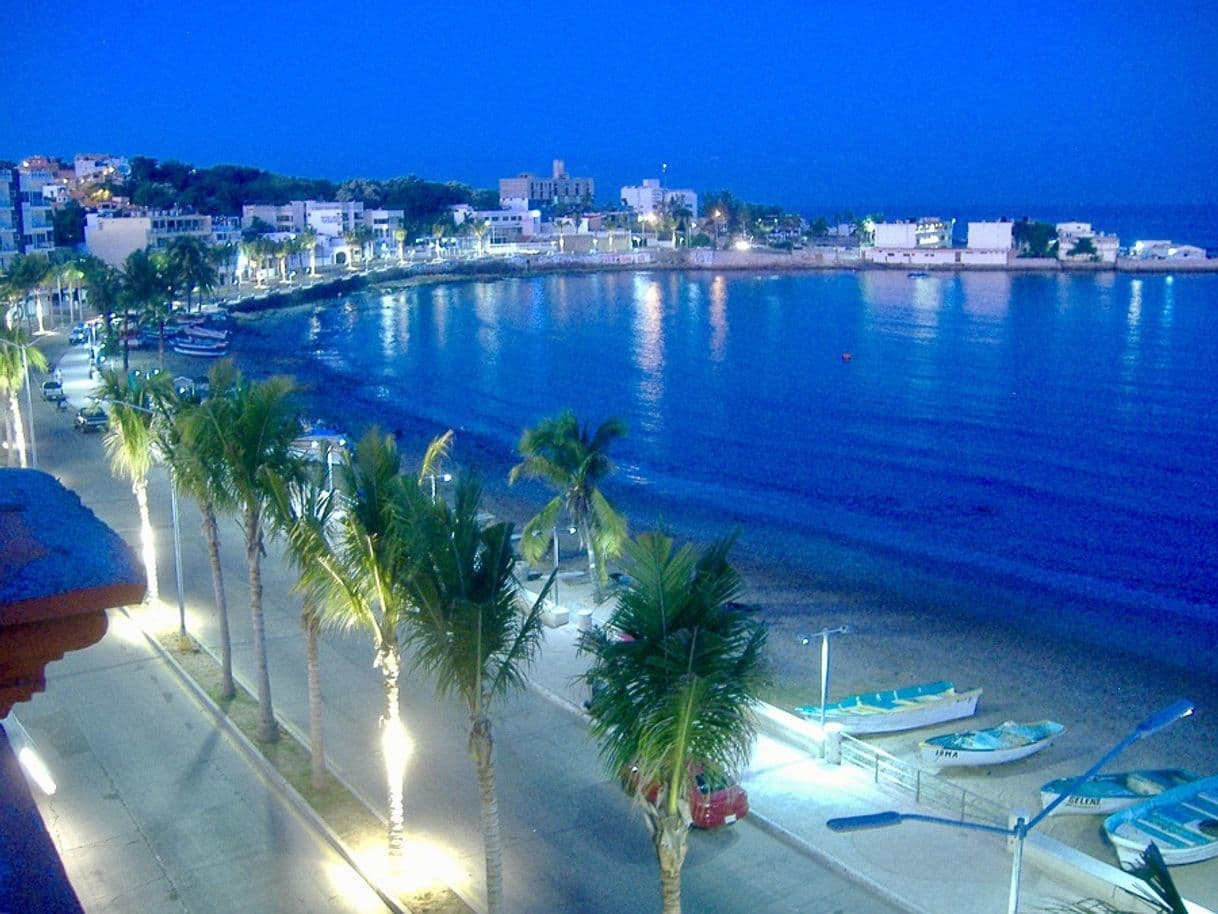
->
[1104, 774, 1218, 867]
[920, 720, 1064, 768]
[173, 337, 229, 357]
[793, 680, 982, 735]
[907, 271, 930, 278]
[1040, 769, 1198, 816]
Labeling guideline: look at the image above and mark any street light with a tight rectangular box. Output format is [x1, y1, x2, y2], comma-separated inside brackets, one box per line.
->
[426, 471, 452, 503]
[798, 625, 851, 731]
[826, 699, 1195, 914]
[532, 524, 577, 609]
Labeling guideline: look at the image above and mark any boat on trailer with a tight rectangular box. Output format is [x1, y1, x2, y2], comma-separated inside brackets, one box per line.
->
[793, 680, 982, 735]
[920, 720, 1064, 768]
[1104, 774, 1218, 867]
[1040, 769, 1198, 816]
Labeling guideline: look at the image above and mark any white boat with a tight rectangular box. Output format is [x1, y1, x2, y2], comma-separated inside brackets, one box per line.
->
[1040, 769, 1198, 816]
[794, 680, 982, 735]
[173, 337, 229, 357]
[920, 720, 1064, 768]
[1104, 774, 1218, 867]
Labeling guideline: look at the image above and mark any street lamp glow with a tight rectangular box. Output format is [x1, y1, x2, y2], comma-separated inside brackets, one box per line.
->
[825, 699, 1195, 914]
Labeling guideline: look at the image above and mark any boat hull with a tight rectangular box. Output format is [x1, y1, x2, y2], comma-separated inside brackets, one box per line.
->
[920, 721, 1064, 768]
[795, 681, 982, 735]
[1039, 769, 1198, 816]
[1104, 774, 1218, 867]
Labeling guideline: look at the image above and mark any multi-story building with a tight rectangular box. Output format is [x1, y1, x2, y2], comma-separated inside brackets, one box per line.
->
[871, 218, 955, 249]
[364, 208, 406, 253]
[499, 159, 595, 209]
[966, 221, 1014, 251]
[73, 154, 130, 184]
[0, 170, 19, 271]
[11, 164, 56, 258]
[1056, 222, 1119, 263]
[619, 178, 699, 220]
[241, 200, 367, 238]
[84, 210, 213, 267]
[241, 202, 307, 233]
[450, 204, 542, 242]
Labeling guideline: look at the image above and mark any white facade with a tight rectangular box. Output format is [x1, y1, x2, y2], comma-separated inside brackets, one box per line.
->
[871, 218, 954, 249]
[0, 171, 17, 271]
[242, 202, 307, 232]
[85, 211, 213, 266]
[966, 221, 1014, 251]
[74, 154, 130, 183]
[619, 179, 699, 219]
[862, 247, 1009, 266]
[14, 167, 55, 254]
[1057, 222, 1119, 263]
[450, 205, 541, 241]
[1129, 240, 1207, 260]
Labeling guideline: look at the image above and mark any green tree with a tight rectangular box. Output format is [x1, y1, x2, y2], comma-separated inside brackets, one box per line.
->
[120, 248, 170, 371]
[166, 235, 218, 312]
[0, 326, 48, 467]
[404, 475, 552, 914]
[510, 411, 628, 602]
[95, 368, 174, 601]
[81, 256, 122, 355]
[166, 360, 241, 698]
[580, 533, 767, 914]
[1013, 220, 1059, 258]
[1068, 236, 1098, 258]
[52, 200, 86, 247]
[302, 428, 449, 856]
[189, 371, 304, 742]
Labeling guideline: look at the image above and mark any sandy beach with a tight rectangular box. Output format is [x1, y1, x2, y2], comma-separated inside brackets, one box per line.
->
[44, 284, 1218, 903]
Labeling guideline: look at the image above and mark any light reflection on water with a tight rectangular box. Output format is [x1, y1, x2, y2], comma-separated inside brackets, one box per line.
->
[241, 270, 1218, 627]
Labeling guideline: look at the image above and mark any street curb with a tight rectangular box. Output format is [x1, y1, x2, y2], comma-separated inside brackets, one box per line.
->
[121, 608, 415, 914]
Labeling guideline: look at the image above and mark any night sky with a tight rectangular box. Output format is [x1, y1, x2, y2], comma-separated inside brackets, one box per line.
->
[5, 0, 1216, 209]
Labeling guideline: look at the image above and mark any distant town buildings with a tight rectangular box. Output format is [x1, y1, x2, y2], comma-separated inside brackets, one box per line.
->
[966, 221, 1014, 251]
[1128, 239, 1206, 260]
[450, 204, 541, 242]
[1056, 222, 1119, 263]
[73, 154, 130, 184]
[499, 159, 595, 209]
[84, 210, 213, 266]
[619, 178, 699, 219]
[0, 162, 56, 270]
[871, 218, 955, 249]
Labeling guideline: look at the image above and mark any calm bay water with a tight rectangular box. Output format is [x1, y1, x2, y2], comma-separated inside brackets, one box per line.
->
[236, 269, 1218, 642]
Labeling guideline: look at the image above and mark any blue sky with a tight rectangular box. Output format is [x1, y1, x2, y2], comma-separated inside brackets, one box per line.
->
[5, 1, 1217, 210]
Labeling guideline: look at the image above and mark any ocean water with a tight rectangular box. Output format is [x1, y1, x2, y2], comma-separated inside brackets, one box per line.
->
[235, 269, 1218, 649]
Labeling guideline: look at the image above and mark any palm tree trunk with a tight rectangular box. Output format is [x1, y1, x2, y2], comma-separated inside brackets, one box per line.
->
[201, 506, 234, 700]
[580, 519, 603, 603]
[245, 507, 279, 742]
[3, 403, 13, 467]
[134, 480, 158, 600]
[470, 716, 504, 914]
[379, 644, 406, 857]
[653, 812, 688, 914]
[7, 393, 27, 468]
[305, 603, 326, 790]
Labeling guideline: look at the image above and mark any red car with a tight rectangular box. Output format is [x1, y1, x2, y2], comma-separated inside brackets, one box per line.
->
[624, 762, 749, 829]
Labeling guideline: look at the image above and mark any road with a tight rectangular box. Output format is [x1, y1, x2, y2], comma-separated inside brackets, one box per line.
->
[29, 337, 904, 914]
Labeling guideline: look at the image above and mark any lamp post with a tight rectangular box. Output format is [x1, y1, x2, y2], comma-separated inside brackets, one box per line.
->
[798, 625, 850, 731]
[826, 699, 1195, 914]
[427, 471, 452, 504]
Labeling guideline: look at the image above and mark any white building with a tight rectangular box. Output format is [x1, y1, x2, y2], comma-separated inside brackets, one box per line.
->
[241, 200, 367, 238]
[499, 159, 595, 209]
[84, 211, 213, 267]
[0, 171, 18, 272]
[871, 218, 954, 249]
[364, 208, 405, 254]
[74, 154, 130, 184]
[966, 221, 1014, 251]
[242, 202, 307, 233]
[450, 204, 542, 242]
[1129, 240, 1207, 260]
[619, 179, 699, 219]
[1056, 222, 1119, 263]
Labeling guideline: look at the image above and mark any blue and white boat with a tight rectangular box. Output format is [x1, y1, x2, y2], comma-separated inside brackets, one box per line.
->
[920, 720, 1064, 768]
[1104, 774, 1218, 867]
[794, 680, 982, 735]
[1040, 769, 1198, 817]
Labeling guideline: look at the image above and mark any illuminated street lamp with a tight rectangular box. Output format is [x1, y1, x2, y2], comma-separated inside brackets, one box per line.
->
[426, 471, 452, 504]
[798, 625, 851, 731]
[533, 524, 577, 609]
[826, 699, 1194, 914]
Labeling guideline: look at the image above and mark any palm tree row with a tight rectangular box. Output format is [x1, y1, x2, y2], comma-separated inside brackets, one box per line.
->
[93, 376, 764, 914]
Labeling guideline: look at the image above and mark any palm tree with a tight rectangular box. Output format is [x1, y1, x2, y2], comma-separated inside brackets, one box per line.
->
[121, 248, 169, 372]
[510, 410, 629, 602]
[0, 326, 48, 467]
[302, 428, 447, 857]
[167, 236, 217, 312]
[404, 474, 551, 914]
[580, 532, 767, 914]
[190, 371, 304, 742]
[81, 256, 121, 356]
[165, 360, 241, 698]
[95, 368, 174, 602]
[266, 464, 339, 789]
[295, 228, 319, 276]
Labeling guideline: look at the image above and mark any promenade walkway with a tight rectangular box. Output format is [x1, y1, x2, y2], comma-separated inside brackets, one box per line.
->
[31, 333, 1213, 914]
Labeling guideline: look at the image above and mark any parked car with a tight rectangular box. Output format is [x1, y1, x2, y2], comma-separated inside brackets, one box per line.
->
[74, 405, 109, 433]
[622, 762, 749, 829]
[40, 380, 65, 402]
[69, 323, 89, 345]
